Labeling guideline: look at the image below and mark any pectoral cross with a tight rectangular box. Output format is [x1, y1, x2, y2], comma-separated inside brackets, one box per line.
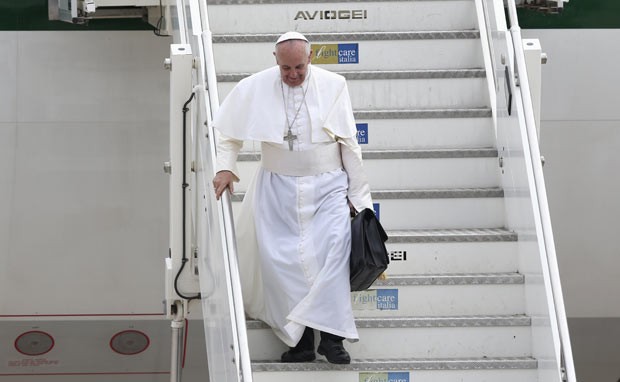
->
[283, 129, 297, 151]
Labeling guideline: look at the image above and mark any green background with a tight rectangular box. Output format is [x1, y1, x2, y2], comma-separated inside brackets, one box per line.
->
[516, 0, 620, 28]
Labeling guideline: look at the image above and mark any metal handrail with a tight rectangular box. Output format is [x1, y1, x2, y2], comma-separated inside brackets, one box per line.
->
[505, 2, 576, 381]
[195, 0, 254, 380]
[172, 0, 253, 379]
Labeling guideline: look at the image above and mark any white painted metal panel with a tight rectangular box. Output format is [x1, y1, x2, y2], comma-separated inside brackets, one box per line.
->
[0, 317, 171, 376]
[207, 1, 477, 34]
[385, 241, 519, 275]
[351, 284, 525, 317]
[353, 117, 495, 150]
[16, 31, 170, 123]
[0, 32, 17, 122]
[0, 123, 16, 283]
[377, 197, 505, 230]
[2, 122, 168, 315]
[526, 29, 620, 121]
[347, 78, 490, 109]
[0, 376, 170, 382]
[0, 317, 209, 381]
[540, 120, 620, 317]
[364, 157, 500, 189]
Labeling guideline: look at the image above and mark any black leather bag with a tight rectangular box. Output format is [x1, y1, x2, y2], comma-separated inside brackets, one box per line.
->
[349, 208, 389, 291]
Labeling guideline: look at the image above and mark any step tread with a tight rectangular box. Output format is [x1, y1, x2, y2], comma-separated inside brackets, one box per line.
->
[232, 187, 504, 202]
[217, 69, 486, 82]
[354, 108, 492, 119]
[252, 356, 538, 372]
[373, 187, 504, 199]
[213, 31, 480, 43]
[247, 314, 530, 330]
[237, 147, 498, 161]
[362, 148, 497, 159]
[387, 227, 517, 242]
[355, 314, 530, 327]
[375, 272, 524, 286]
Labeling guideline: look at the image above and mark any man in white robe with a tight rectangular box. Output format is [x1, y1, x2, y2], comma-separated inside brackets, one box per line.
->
[213, 31, 373, 364]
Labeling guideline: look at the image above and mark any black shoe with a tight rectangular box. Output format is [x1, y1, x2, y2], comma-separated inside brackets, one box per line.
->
[281, 327, 316, 363]
[317, 339, 351, 364]
[280, 349, 316, 362]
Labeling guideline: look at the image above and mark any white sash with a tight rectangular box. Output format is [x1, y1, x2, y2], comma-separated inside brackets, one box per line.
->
[260, 142, 343, 177]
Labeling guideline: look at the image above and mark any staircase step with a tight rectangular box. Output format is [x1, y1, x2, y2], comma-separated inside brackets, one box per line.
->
[247, 315, 530, 330]
[226, 198, 518, 272]
[252, 357, 537, 382]
[232, 188, 505, 230]
[235, 149, 500, 192]
[236, 148, 497, 161]
[232, 187, 502, 202]
[384, 228, 519, 275]
[351, 273, 525, 317]
[238, 114, 495, 152]
[217, 69, 486, 82]
[247, 315, 531, 359]
[233, 187, 502, 201]
[218, 76, 489, 109]
[233, 148, 500, 191]
[363, 156, 499, 190]
[378, 197, 504, 230]
[212, 34, 483, 71]
[351, 117, 495, 150]
[387, 239, 518, 275]
[348, 78, 489, 109]
[207, 0, 477, 34]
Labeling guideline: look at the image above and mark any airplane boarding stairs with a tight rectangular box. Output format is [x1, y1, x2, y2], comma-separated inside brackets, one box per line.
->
[173, 0, 576, 381]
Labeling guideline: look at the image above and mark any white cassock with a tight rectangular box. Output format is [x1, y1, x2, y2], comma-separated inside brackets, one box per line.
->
[214, 65, 373, 347]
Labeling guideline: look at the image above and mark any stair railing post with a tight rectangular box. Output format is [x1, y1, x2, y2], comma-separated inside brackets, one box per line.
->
[170, 303, 186, 382]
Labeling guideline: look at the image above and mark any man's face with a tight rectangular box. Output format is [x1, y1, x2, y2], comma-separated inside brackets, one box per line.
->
[274, 40, 312, 87]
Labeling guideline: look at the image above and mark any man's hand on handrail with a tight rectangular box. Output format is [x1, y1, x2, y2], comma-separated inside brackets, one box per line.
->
[213, 170, 235, 200]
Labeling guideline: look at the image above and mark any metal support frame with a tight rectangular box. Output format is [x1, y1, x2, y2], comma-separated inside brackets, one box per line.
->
[522, 38, 544, 139]
[170, 302, 186, 382]
[164, 42, 199, 382]
[165, 43, 200, 318]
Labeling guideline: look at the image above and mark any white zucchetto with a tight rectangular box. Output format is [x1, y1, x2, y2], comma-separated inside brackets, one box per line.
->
[275, 31, 309, 45]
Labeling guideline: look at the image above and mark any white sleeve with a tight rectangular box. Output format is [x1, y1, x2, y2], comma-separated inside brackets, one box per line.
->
[215, 132, 243, 182]
[339, 136, 373, 211]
